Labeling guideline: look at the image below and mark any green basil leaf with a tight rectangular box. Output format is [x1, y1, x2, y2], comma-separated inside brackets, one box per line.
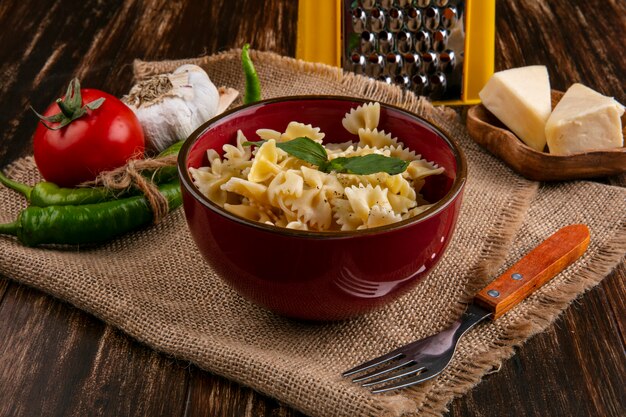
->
[274, 137, 328, 167]
[324, 154, 410, 175]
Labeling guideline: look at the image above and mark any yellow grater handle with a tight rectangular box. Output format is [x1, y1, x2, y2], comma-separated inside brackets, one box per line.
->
[296, 0, 342, 67]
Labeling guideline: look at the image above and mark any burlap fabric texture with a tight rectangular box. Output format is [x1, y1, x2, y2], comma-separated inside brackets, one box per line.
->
[1, 49, 625, 417]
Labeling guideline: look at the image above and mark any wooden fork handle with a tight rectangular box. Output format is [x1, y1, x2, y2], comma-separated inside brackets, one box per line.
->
[474, 224, 590, 320]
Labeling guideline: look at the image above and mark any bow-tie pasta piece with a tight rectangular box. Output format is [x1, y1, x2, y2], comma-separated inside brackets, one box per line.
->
[344, 184, 399, 228]
[325, 141, 354, 154]
[267, 170, 304, 208]
[221, 177, 270, 206]
[301, 166, 344, 200]
[402, 203, 435, 220]
[342, 102, 381, 134]
[387, 143, 420, 161]
[332, 199, 362, 231]
[248, 139, 282, 183]
[256, 128, 282, 141]
[289, 187, 333, 231]
[329, 144, 390, 160]
[190, 167, 233, 206]
[279, 155, 309, 171]
[404, 159, 445, 181]
[365, 205, 403, 229]
[223, 130, 253, 162]
[281, 122, 325, 143]
[223, 203, 274, 224]
[357, 128, 399, 148]
[384, 174, 417, 214]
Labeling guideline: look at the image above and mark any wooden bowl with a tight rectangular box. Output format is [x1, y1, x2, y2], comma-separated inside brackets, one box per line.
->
[466, 90, 626, 181]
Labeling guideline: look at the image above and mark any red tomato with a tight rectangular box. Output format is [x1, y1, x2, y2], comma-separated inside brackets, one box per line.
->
[33, 87, 144, 187]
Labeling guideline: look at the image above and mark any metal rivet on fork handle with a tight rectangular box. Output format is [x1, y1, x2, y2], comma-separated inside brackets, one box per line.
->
[487, 290, 500, 298]
[511, 273, 523, 280]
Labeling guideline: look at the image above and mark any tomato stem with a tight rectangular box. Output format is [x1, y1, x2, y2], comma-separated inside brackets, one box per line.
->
[31, 78, 106, 131]
[56, 98, 74, 118]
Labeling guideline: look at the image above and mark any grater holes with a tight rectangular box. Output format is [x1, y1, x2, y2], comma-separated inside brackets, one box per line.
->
[360, 31, 377, 54]
[346, 0, 464, 100]
[352, 8, 367, 33]
[349, 53, 367, 75]
[406, 7, 422, 31]
[401, 52, 421, 76]
[369, 7, 386, 33]
[384, 52, 403, 76]
[411, 73, 429, 95]
[439, 49, 455, 73]
[421, 50, 439, 74]
[429, 72, 447, 99]
[441, 6, 458, 28]
[424, 6, 440, 31]
[379, 0, 394, 10]
[394, 74, 411, 89]
[378, 30, 395, 54]
[414, 30, 431, 53]
[396, 31, 413, 53]
[432, 29, 449, 52]
[365, 53, 385, 78]
[360, 0, 377, 11]
[388, 7, 404, 32]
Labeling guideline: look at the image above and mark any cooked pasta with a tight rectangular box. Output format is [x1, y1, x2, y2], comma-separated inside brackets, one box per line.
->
[190, 102, 444, 231]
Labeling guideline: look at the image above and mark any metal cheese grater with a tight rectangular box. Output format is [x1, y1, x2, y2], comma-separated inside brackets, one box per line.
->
[296, 0, 495, 105]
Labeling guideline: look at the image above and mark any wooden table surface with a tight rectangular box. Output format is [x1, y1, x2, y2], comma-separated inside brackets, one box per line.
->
[0, 1, 624, 416]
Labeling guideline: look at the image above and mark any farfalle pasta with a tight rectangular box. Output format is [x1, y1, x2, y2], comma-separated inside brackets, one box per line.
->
[190, 102, 444, 231]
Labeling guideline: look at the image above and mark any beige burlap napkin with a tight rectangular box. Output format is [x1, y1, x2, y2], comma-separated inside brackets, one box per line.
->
[1, 50, 624, 417]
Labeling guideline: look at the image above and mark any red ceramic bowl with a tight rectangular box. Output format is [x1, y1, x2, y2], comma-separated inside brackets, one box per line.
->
[178, 96, 467, 321]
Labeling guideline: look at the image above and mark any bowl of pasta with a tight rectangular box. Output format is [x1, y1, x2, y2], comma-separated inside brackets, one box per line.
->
[178, 96, 467, 320]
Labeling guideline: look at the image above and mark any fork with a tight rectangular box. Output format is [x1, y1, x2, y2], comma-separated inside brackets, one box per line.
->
[342, 224, 590, 393]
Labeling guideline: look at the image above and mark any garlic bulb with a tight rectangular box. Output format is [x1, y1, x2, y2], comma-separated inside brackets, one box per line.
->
[124, 64, 238, 152]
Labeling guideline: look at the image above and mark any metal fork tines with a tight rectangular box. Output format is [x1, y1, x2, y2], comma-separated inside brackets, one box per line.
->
[342, 304, 491, 393]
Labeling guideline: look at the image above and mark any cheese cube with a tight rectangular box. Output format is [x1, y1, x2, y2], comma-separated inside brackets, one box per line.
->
[479, 66, 552, 152]
[545, 83, 624, 155]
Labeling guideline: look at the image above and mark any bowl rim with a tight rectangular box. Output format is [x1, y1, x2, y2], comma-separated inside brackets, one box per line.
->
[178, 95, 467, 239]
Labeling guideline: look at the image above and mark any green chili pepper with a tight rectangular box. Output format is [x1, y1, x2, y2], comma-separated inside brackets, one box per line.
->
[0, 140, 183, 207]
[0, 181, 182, 246]
[147, 139, 184, 183]
[241, 43, 261, 104]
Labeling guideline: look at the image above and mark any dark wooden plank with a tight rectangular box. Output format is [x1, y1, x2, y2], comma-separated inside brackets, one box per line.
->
[0, 283, 189, 417]
[184, 368, 306, 417]
[603, 264, 626, 348]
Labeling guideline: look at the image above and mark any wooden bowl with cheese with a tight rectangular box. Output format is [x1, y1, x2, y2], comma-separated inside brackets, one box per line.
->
[466, 90, 626, 182]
